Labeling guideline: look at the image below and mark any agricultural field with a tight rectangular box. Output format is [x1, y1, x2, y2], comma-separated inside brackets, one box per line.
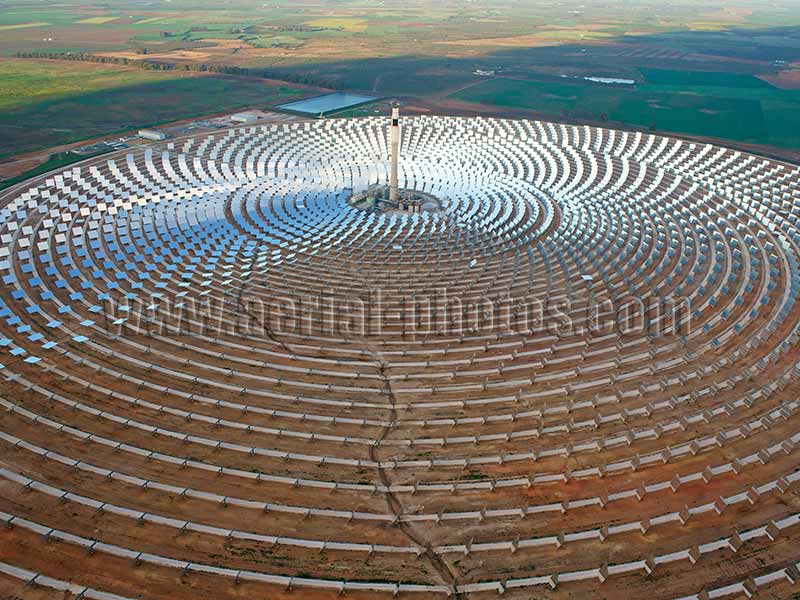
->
[0, 58, 173, 111]
[0, 59, 306, 158]
[451, 68, 800, 149]
[2, 0, 800, 158]
[2, 0, 800, 66]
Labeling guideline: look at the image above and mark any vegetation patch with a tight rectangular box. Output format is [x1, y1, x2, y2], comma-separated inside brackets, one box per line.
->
[0, 59, 174, 111]
[76, 16, 120, 25]
[0, 59, 304, 158]
[303, 18, 368, 33]
[0, 22, 49, 31]
[0, 150, 109, 191]
[452, 73, 800, 148]
[641, 68, 774, 89]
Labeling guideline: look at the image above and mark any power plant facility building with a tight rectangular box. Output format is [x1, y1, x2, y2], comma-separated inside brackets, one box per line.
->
[230, 112, 259, 124]
[137, 129, 168, 141]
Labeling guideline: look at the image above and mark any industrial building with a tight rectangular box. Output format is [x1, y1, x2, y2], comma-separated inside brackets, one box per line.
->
[137, 129, 168, 141]
[230, 112, 259, 124]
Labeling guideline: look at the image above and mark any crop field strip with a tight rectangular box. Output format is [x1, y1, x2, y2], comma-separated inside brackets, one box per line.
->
[0, 114, 797, 599]
[2, 0, 800, 164]
[0, 59, 308, 159]
[450, 69, 800, 150]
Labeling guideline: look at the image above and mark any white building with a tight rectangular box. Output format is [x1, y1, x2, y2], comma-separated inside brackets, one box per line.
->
[231, 112, 258, 123]
[138, 129, 168, 141]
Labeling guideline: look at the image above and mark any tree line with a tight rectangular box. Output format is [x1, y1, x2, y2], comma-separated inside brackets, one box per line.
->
[15, 50, 343, 89]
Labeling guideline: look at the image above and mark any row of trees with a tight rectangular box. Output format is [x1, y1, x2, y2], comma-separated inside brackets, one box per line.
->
[15, 50, 343, 89]
[262, 24, 323, 32]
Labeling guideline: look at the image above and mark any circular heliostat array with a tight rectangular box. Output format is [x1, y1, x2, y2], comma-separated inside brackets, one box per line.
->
[0, 116, 799, 600]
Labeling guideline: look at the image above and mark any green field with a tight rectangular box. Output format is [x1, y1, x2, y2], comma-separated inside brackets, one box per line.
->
[638, 68, 775, 89]
[0, 59, 304, 158]
[451, 70, 800, 149]
[1, 0, 800, 155]
[0, 59, 174, 111]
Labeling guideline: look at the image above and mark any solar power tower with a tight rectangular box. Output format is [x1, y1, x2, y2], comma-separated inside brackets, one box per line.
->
[389, 104, 400, 202]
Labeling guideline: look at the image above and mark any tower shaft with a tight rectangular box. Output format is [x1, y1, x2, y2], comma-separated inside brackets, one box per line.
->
[390, 106, 400, 203]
